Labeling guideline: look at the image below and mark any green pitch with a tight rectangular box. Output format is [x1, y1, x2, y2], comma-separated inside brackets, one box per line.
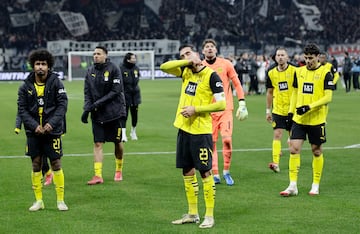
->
[0, 79, 359, 233]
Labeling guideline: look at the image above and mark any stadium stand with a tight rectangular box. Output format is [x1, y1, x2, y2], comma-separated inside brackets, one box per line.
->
[0, 0, 359, 72]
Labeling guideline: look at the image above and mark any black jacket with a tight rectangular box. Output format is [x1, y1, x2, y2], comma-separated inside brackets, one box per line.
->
[120, 61, 142, 105]
[17, 72, 68, 136]
[84, 60, 126, 123]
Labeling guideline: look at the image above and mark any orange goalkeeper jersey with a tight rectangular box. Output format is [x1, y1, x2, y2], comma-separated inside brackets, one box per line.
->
[203, 57, 245, 114]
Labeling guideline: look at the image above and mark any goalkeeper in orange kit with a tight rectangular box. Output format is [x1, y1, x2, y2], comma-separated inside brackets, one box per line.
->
[202, 39, 248, 186]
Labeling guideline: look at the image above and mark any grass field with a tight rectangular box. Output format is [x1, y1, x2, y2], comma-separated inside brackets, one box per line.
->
[0, 79, 359, 234]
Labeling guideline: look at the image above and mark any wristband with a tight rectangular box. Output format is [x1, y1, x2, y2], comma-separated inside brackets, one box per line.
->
[266, 108, 271, 114]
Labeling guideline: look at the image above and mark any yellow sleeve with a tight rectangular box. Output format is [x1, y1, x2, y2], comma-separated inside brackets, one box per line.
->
[160, 60, 190, 77]
[195, 100, 226, 113]
[289, 88, 297, 114]
[309, 89, 332, 109]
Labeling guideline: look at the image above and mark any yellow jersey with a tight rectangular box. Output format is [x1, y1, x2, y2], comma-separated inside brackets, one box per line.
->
[266, 64, 297, 116]
[292, 65, 334, 125]
[174, 66, 219, 134]
[35, 82, 45, 125]
[322, 62, 340, 84]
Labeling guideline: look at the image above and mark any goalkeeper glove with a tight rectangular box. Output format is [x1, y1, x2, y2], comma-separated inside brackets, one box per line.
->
[236, 100, 248, 121]
[296, 105, 310, 115]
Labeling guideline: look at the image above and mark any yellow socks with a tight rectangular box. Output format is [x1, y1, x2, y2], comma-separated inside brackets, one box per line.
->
[94, 162, 103, 177]
[272, 140, 281, 164]
[184, 175, 199, 215]
[53, 169, 65, 202]
[115, 158, 123, 172]
[202, 175, 216, 217]
[289, 153, 300, 183]
[312, 154, 324, 185]
[32, 171, 42, 201]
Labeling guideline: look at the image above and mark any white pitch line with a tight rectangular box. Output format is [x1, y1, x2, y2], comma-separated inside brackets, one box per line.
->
[0, 145, 356, 159]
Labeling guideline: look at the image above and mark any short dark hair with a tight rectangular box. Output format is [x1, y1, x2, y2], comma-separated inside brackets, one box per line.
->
[123, 52, 135, 63]
[96, 45, 108, 54]
[179, 44, 196, 52]
[303, 43, 320, 55]
[28, 49, 54, 69]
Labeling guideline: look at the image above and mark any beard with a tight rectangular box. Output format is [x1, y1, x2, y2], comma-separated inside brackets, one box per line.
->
[36, 70, 47, 82]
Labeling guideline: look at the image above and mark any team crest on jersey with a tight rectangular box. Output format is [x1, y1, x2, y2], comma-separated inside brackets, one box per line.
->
[38, 97, 44, 106]
[104, 71, 109, 81]
[134, 70, 139, 78]
[302, 82, 314, 94]
[185, 81, 197, 96]
[278, 81, 288, 91]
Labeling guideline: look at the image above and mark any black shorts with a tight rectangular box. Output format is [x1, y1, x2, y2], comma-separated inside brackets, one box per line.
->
[26, 135, 63, 160]
[176, 129, 213, 171]
[290, 122, 326, 145]
[272, 113, 287, 130]
[92, 118, 123, 143]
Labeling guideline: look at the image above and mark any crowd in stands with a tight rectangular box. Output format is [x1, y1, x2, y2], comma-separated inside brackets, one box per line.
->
[0, 0, 360, 72]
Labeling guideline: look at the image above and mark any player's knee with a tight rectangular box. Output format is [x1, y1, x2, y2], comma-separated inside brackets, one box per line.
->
[222, 137, 232, 146]
[31, 156, 42, 172]
[312, 149, 322, 157]
[183, 167, 195, 176]
[199, 170, 211, 178]
[50, 158, 62, 171]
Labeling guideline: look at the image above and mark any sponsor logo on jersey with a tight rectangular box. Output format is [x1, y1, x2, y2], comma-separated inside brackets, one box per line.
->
[278, 81, 288, 91]
[185, 81, 197, 96]
[302, 82, 314, 94]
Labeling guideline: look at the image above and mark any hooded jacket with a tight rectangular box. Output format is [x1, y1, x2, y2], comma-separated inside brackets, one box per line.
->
[17, 72, 67, 136]
[84, 60, 126, 123]
[120, 60, 141, 105]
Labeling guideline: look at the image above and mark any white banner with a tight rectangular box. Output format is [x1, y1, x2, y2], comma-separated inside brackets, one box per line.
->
[9, 13, 33, 27]
[144, 0, 162, 15]
[58, 11, 89, 37]
[258, 0, 268, 18]
[293, 0, 323, 31]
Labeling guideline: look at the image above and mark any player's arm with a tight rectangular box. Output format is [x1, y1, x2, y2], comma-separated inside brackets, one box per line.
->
[296, 72, 333, 115]
[46, 77, 68, 132]
[265, 70, 274, 121]
[160, 60, 190, 77]
[14, 111, 22, 134]
[226, 62, 248, 120]
[17, 84, 40, 132]
[308, 72, 334, 109]
[83, 70, 94, 112]
[195, 72, 226, 113]
[289, 74, 298, 114]
[331, 65, 340, 84]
